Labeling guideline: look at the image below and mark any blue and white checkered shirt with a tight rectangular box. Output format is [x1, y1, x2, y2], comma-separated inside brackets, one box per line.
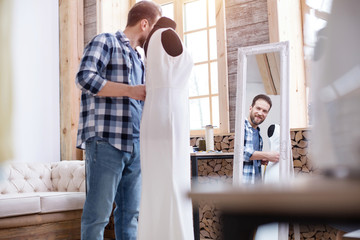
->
[243, 119, 263, 184]
[75, 31, 144, 153]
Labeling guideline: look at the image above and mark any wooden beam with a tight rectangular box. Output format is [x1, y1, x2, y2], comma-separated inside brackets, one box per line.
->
[267, 0, 308, 128]
[216, 0, 230, 134]
[256, 53, 277, 95]
[59, 0, 84, 160]
[267, 52, 280, 93]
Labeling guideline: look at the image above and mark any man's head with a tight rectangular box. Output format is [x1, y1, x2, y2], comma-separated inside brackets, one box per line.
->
[248, 94, 272, 128]
[126, 1, 162, 46]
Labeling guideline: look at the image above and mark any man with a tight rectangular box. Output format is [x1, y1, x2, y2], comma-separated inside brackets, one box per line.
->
[75, 2, 162, 239]
[243, 94, 279, 184]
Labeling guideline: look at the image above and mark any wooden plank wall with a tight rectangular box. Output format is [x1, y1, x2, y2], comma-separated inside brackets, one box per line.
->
[84, 0, 97, 47]
[59, 0, 84, 161]
[225, 0, 269, 132]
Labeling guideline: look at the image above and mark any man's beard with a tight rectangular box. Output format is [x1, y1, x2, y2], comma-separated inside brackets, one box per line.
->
[250, 112, 264, 126]
[139, 35, 147, 48]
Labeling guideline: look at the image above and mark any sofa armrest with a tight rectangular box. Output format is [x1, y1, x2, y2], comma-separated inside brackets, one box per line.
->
[51, 161, 85, 192]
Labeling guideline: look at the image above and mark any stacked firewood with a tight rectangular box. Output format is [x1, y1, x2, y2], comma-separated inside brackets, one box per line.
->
[198, 201, 223, 240]
[190, 135, 235, 153]
[289, 224, 339, 240]
[290, 129, 320, 175]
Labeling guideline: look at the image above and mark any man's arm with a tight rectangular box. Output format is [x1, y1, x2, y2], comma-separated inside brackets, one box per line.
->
[250, 151, 279, 162]
[76, 33, 145, 100]
[97, 82, 146, 101]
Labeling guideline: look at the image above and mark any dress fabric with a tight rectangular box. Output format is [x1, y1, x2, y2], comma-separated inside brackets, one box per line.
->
[138, 28, 194, 240]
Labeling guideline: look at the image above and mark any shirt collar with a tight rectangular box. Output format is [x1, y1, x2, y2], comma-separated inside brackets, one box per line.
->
[245, 118, 260, 131]
[115, 30, 130, 46]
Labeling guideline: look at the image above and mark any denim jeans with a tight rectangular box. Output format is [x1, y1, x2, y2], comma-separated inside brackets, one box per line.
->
[81, 137, 141, 240]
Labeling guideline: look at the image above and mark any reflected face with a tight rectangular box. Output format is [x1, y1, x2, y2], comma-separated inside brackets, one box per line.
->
[249, 99, 270, 127]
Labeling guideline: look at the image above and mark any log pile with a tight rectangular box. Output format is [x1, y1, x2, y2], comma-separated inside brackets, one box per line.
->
[190, 135, 235, 153]
[290, 129, 320, 176]
[289, 224, 339, 240]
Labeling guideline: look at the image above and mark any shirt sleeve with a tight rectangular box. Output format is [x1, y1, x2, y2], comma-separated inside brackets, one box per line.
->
[243, 140, 255, 162]
[75, 34, 111, 96]
[243, 125, 255, 162]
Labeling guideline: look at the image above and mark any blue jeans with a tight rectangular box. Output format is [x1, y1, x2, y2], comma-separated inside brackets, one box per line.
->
[81, 137, 141, 240]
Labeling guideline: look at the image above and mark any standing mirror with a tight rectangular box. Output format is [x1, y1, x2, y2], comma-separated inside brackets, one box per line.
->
[232, 41, 291, 240]
[233, 41, 291, 186]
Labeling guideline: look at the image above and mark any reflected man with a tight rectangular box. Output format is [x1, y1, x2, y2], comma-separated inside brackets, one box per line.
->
[243, 94, 279, 184]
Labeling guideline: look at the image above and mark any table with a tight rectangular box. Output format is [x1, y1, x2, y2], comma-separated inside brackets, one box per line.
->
[189, 176, 360, 240]
[190, 152, 234, 240]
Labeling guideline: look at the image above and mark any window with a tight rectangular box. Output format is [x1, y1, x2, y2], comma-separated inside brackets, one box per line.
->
[154, 0, 229, 135]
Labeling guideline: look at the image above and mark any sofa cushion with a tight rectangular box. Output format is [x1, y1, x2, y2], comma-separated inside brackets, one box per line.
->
[51, 161, 85, 192]
[0, 162, 52, 194]
[0, 193, 41, 218]
[39, 192, 85, 213]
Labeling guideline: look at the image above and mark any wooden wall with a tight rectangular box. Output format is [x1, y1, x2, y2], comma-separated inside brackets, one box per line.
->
[224, 0, 269, 132]
[84, 0, 97, 47]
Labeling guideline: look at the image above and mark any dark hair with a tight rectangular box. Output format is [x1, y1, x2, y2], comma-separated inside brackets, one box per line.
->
[126, 1, 162, 27]
[251, 94, 272, 109]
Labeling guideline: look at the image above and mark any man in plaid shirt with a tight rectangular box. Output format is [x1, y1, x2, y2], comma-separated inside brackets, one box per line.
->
[75, 2, 162, 239]
[243, 94, 279, 184]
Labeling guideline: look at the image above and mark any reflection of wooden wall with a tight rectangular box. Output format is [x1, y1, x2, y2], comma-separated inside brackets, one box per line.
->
[256, 52, 280, 95]
[225, 0, 269, 132]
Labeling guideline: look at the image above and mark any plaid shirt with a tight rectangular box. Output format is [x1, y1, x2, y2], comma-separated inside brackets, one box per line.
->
[75, 31, 144, 153]
[243, 119, 263, 184]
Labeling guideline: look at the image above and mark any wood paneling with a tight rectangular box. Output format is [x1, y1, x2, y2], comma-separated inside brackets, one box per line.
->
[225, 0, 269, 132]
[84, 0, 97, 46]
[59, 0, 84, 161]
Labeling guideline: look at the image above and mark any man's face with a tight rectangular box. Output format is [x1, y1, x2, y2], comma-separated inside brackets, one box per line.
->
[249, 99, 270, 127]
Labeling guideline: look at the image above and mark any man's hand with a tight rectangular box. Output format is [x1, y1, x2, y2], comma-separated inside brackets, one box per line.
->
[128, 85, 146, 101]
[250, 151, 279, 162]
[264, 151, 279, 162]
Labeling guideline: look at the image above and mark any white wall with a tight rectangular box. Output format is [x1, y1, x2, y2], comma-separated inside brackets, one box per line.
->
[11, 0, 60, 162]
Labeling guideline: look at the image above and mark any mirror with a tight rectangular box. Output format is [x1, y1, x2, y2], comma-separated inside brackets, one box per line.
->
[232, 41, 292, 240]
[233, 41, 291, 186]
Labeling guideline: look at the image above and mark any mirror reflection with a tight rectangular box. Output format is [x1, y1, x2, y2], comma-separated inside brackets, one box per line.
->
[246, 53, 281, 183]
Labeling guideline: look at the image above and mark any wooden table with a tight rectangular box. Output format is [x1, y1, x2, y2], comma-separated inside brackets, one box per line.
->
[189, 176, 360, 240]
[190, 152, 234, 240]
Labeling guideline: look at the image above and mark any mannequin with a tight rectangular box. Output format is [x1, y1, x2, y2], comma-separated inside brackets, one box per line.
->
[138, 17, 194, 240]
[144, 16, 182, 57]
[264, 124, 280, 183]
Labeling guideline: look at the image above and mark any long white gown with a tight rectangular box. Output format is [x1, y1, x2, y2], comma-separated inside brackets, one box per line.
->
[138, 28, 194, 240]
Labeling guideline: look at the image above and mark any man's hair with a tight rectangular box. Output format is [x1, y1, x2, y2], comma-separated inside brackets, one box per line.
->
[126, 1, 162, 27]
[251, 94, 272, 109]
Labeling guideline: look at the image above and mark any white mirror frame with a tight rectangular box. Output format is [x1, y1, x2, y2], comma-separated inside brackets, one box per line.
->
[233, 41, 290, 186]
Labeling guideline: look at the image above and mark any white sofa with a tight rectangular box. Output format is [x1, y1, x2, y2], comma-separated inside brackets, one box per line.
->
[0, 160, 85, 239]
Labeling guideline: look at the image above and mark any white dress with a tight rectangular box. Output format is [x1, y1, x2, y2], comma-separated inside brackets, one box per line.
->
[138, 28, 194, 240]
